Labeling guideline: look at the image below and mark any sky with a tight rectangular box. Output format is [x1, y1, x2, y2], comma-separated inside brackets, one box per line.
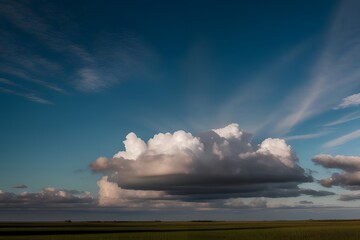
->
[1, 0, 360, 221]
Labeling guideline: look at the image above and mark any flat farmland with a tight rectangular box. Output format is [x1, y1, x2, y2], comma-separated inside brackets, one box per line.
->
[1, 220, 360, 240]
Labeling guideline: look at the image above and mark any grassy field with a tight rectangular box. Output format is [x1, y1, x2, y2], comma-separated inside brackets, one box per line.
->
[2, 220, 360, 240]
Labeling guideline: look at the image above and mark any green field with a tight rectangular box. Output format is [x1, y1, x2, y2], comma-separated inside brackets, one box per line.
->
[2, 220, 360, 240]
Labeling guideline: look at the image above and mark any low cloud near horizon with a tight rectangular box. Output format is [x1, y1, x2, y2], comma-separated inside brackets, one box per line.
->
[0, 187, 94, 209]
[0, 124, 345, 212]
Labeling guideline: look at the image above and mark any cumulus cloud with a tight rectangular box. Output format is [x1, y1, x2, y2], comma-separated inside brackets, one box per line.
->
[91, 123, 325, 206]
[313, 154, 360, 189]
[0, 187, 94, 209]
[336, 93, 360, 109]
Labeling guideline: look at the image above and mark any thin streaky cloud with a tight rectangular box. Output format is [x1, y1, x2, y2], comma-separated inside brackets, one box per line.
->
[25, 94, 53, 105]
[0, 87, 52, 105]
[0, 30, 66, 94]
[273, 0, 360, 134]
[216, 41, 310, 134]
[324, 111, 360, 127]
[0, 1, 158, 96]
[0, 35, 63, 76]
[285, 131, 329, 141]
[0, 1, 94, 64]
[0, 77, 19, 87]
[0, 66, 65, 93]
[0, 77, 50, 95]
[72, 37, 158, 92]
[323, 129, 360, 148]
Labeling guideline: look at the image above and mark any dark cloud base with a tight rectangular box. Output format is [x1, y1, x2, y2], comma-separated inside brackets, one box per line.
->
[92, 124, 323, 202]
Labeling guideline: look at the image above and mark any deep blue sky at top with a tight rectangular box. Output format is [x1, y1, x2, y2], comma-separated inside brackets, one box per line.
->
[3, 0, 360, 197]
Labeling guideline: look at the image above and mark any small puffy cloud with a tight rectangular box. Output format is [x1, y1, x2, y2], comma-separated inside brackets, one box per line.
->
[0, 187, 94, 209]
[91, 123, 318, 204]
[313, 154, 360, 189]
[12, 184, 27, 189]
[113, 132, 147, 160]
[336, 93, 360, 109]
[299, 200, 313, 204]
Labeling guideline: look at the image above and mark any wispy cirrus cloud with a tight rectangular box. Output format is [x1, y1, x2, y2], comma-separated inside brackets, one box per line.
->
[273, 0, 360, 134]
[0, 0, 159, 102]
[204, 41, 310, 134]
[324, 111, 360, 127]
[0, 0, 93, 64]
[72, 36, 158, 92]
[0, 66, 64, 93]
[0, 78, 18, 87]
[285, 131, 329, 141]
[0, 75, 54, 104]
[0, 86, 52, 105]
[323, 129, 360, 148]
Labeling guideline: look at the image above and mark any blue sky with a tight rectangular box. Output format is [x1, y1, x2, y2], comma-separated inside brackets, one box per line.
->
[1, 0, 360, 221]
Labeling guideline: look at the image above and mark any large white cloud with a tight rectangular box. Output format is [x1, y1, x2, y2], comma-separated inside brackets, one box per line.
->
[91, 124, 329, 204]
